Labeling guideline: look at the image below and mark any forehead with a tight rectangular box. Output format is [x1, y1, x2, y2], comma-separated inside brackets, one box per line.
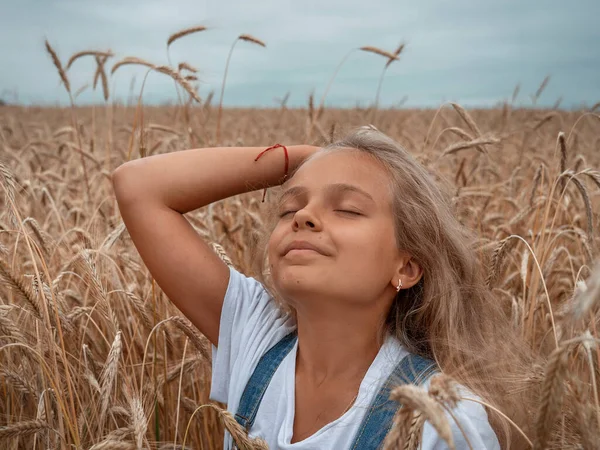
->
[285, 149, 392, 202]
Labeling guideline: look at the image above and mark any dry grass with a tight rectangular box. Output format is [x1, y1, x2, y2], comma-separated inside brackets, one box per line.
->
[2, 43, 600, 449]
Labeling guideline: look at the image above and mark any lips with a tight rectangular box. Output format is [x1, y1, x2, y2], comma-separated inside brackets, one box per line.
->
[283, 240, 328, 256]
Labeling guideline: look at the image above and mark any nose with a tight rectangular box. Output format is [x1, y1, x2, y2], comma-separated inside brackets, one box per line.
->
[293, 207, 321, 231]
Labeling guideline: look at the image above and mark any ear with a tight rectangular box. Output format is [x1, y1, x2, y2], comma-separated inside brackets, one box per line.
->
[392, 256, 423, 291]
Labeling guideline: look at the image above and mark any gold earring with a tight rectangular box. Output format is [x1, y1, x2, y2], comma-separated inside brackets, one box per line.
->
[396, 278, 402, 292]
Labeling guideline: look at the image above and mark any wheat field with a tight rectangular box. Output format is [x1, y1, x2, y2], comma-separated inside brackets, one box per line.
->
[1, 39, 600, 450]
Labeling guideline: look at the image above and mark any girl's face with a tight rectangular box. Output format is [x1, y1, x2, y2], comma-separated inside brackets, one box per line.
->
[268, 149, 402, 311]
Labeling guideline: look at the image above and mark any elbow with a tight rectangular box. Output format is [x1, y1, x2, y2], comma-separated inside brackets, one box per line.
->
[111, 162, 139, 204]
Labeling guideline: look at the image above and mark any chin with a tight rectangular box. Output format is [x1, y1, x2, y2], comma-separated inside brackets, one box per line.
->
[273, 268, 323, 294]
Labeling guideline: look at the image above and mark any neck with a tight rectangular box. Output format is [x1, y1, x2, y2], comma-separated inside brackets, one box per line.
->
[294, 302, 387, 386]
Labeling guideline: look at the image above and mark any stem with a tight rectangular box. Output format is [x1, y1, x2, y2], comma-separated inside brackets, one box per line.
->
[167, 48, 183, 106]
[582, 334, 600, 432]
[505, 234, 558, 348]
[308, 48, 356, 139]
[167, 48, 184, 125]
[126, 68, 153, 161]
[460, 397, 533, 447]
[216, 38, 239, 144]
[371, 64, 389, 123]
[68, 92, 91, 203]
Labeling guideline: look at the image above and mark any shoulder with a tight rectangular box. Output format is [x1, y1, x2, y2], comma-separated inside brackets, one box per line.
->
[210, 266, 296, 404]
[378, 338, 499, 449]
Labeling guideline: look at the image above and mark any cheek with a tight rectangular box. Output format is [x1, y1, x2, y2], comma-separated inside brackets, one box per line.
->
[341, 223, 396, 265]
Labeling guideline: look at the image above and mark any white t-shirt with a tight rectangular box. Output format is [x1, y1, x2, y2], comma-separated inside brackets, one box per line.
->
[210, 266, 500, 449]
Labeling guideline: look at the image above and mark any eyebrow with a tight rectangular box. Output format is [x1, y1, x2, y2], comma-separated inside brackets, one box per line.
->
[277, 183, 375, 205]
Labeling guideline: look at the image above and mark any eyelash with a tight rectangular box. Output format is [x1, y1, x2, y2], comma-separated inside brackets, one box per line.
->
[279, 209, 361, 218]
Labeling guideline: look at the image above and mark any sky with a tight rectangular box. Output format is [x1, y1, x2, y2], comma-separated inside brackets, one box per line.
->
[1, 0, 599, 109]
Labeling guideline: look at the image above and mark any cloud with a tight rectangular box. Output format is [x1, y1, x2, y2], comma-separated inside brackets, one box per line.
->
[1, 0, 598, 107]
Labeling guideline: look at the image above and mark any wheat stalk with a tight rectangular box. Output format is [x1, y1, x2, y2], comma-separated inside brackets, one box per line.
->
[570, 176, 594, 240]
[0, 368, 37, 399]
[94, 55, 110, 102]
[43, 42, 93, 199]
[238, 34, 267, 47]
[178, 62, 198, 73]
[405, 411, 425, 450]
[557, 132, 567, 192]
[216, 34, 266, 143]
[0, 312, 25, 341]
[111, 57, 156, 75]
[531, 112, 558, 131]
[388, 42, 405, 68]
[99, 330, 122, 425]
[0, 420, 51, 440]
[155, 65, 201, 102]
[44, 40, 70, 93]
[390, 385, 456, 450]
[167, 26, 208, 47]
[360, 46, 400, 61]
[450, 103, 483, 138]
[372, 42, 405, 122]
[529, 164, 543, 206]
[65, 50, 113, 71]
[428, 374, 460, 409]
[486, 237, 514, 288]
[0, 259, 43, 319]
[441, 136, 499, 156]
[184, 403, 268, 450]
[170, 316, 210, 361]
[533, 75, 551, 104]
[210, 242, 234, 267]
[89, 440, 136, 450]
[511, 83, 521, 103]
[128, 393, 147, 449]
[534, 342, 570, 449]
[74, 83, 89, 98]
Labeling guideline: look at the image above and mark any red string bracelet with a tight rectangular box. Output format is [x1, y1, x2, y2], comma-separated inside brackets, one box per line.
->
[254, 144, 289, 202]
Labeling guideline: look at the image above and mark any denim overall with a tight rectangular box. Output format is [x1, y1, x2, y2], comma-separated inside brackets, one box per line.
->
[233, 331, 438, 449]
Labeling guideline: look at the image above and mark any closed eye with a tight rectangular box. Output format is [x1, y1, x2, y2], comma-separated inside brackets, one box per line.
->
[335, 210, 362, 216]
[279, 210, 297, 218]
[278, 209, 362, 218]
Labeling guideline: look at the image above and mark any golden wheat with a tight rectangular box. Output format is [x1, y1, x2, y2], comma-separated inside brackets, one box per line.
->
[167, 25, 208, 47]
[44, 40, 70, 93]
[1, 91, 600, 449]
[65, 50, 113, 71]
[360, 46, 400, 61]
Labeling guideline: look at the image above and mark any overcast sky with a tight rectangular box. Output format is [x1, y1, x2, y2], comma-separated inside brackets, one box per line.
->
[2, 0, 599, 108]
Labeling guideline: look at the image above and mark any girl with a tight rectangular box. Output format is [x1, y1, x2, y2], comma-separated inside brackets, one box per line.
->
[112, 127, 518, 449]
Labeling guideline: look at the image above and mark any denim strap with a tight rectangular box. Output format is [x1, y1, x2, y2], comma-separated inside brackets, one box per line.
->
[234, 330, 298, 431]
[349, 353, 438, 450]
[234, 331, 437, 450]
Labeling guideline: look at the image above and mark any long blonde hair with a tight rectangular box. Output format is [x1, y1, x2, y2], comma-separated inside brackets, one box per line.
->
[252, 127, 533, 447]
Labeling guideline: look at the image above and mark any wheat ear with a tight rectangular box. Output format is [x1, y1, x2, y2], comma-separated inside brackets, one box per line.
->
[534, 342, 570, 450]
[167, 25, 208, 47]
[441, 136, 499, 156]
[0, 420, 51, 440]
[44, 40, 70, 93]
[360, 46, 399, 61]
[390, 385, 456, 450]
[178, 62, 198, 73]
[65, 50, 113, 70]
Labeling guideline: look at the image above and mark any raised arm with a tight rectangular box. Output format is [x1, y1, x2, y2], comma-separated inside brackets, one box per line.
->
[111, 144, 316, 346]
